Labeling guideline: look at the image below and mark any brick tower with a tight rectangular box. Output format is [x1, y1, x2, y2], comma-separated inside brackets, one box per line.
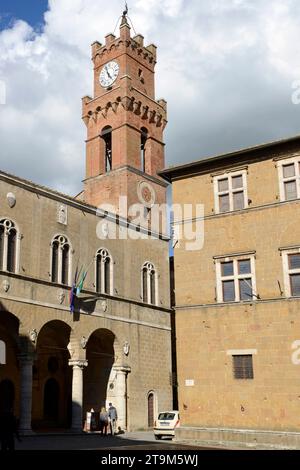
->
[81, 13, 168, 215]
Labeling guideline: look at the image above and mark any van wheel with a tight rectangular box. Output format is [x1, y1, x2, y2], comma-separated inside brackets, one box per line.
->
[155, 435, 162, 440]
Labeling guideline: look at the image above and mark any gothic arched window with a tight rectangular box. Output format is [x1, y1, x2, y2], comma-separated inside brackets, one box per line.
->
[101, 126, 112, 173]
[95, 248, 113, 295]
[141, 127, 148, 173]
[142, 262, 158, 305]
[0, 219, 19, 273]
[51, 235, 71, 285]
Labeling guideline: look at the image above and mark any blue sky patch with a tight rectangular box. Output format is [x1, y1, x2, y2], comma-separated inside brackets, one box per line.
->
[0, 0, 48, 31]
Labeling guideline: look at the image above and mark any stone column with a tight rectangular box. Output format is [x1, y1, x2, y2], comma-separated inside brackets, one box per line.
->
[69, 359, 88, 432]
[112, 365, 131, 431]
[19, 355, 34, 434]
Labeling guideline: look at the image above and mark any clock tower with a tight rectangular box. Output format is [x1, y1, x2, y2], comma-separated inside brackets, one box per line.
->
[81, 13, 168, 216]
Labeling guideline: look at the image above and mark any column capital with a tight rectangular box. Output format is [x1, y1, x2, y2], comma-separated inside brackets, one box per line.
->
[113, 365, 131, 374]
[68, 359, 88, 369]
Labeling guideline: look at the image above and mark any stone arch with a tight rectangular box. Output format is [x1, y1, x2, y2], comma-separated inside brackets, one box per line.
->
[83, 328, 122, 416]
[33, 320, 72, 429]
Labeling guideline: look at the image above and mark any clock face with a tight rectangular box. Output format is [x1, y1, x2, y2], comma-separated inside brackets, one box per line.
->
[99, 61, 119, 88]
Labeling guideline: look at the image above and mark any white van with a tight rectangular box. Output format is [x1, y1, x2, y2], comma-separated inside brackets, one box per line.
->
[153, 410, 180, 440]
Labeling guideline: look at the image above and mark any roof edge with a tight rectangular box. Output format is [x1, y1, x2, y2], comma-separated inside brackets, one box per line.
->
[159, 134, 300, 181]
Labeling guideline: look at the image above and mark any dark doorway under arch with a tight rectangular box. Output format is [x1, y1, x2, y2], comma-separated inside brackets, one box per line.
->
[0, 379, 15, 413]
[43, 378, 59, 424]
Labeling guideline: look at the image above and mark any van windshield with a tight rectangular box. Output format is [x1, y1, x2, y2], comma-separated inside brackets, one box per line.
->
[158, 413, 176, 420]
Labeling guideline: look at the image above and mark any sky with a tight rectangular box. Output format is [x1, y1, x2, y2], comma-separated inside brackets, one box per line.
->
[1, 0, 300, 196]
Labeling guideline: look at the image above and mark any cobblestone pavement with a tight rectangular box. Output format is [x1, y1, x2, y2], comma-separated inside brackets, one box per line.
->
[14, 431, 219, 450]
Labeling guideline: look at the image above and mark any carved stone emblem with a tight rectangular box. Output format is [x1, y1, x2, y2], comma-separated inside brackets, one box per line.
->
[29, 329, 37, 344]
[100, 300, 107, 312]
[7, 192, 16, 208]
[123, 341, 130, 356]
[58, 290, 65, 305]
[2, 280, 10, 292]
[57, 204, 67, 225]
[80, 336, 87, 349]
[137, 181, 156, 208]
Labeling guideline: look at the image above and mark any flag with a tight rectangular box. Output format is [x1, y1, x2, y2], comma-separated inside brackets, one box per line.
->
[69, 284, 76, 313]
[76, 270, 87, 296]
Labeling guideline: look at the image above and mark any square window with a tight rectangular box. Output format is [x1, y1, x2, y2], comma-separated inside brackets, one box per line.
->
[239, 278, 252, 300]
[221, 261, 234, 276]
[284, 180, 297, 200]
[290, 274, 300, 296]
[233, 355, 254, 379]
[283, 163, 295, 178]
[238, 259, 251, 274]
[233, 191, 244, 210]
[222, 280, 235, 302]
[218, 178, 229, 192]
[288, 254, 300, 270]
[219, 194, 230, 213]
[232, 175, 243, 189]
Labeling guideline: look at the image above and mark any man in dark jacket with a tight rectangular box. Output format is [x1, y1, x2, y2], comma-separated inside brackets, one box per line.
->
[0, 410, 20, 451]
[108, 403, 118, 436]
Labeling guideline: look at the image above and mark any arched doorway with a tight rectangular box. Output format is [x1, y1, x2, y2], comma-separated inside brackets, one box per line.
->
[43, 378, 59, 422]
[148, 392, 154, 427]
[84, 329, 116, 415]
[33, 320, 72, 429]
[0, 379, 15, 413]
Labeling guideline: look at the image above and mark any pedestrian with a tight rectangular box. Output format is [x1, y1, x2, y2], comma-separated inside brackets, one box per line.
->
[99, 407, 109, 436]
[0, 409, 21, 451]
[108, 402, 118, 436]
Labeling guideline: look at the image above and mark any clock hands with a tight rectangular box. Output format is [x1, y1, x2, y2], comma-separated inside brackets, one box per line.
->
[105, 65, 112, 80]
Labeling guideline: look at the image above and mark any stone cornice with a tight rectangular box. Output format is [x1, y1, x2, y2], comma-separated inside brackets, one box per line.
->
[0, 270, 172, 314]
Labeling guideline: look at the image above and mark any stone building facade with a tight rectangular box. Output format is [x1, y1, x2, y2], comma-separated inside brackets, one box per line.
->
[0, 15, 172, 433]
[161, 136, 300, 448]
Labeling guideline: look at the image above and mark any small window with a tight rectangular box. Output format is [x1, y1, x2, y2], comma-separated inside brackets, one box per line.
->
[278, 158, 300, 201]
[233, 355, 254, 379]
[214, 171, 248, 214]
[95, 248, 113, 295]
[0, 219, 19, 273]
[101, 126, 112, 173]
[141, 127, 148, 173]
[51, 235, 71, 285]
[142, 262, 157, 305]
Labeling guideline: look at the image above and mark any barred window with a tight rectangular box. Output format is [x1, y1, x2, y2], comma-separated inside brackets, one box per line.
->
[51, 235, 71, 285]
[0, 219, 19, 273]
[233, 355, 254, 379]
[95, 248, 113, 295]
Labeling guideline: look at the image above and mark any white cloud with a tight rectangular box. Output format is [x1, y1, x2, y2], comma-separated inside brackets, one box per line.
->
[0, 0, 300, 195]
